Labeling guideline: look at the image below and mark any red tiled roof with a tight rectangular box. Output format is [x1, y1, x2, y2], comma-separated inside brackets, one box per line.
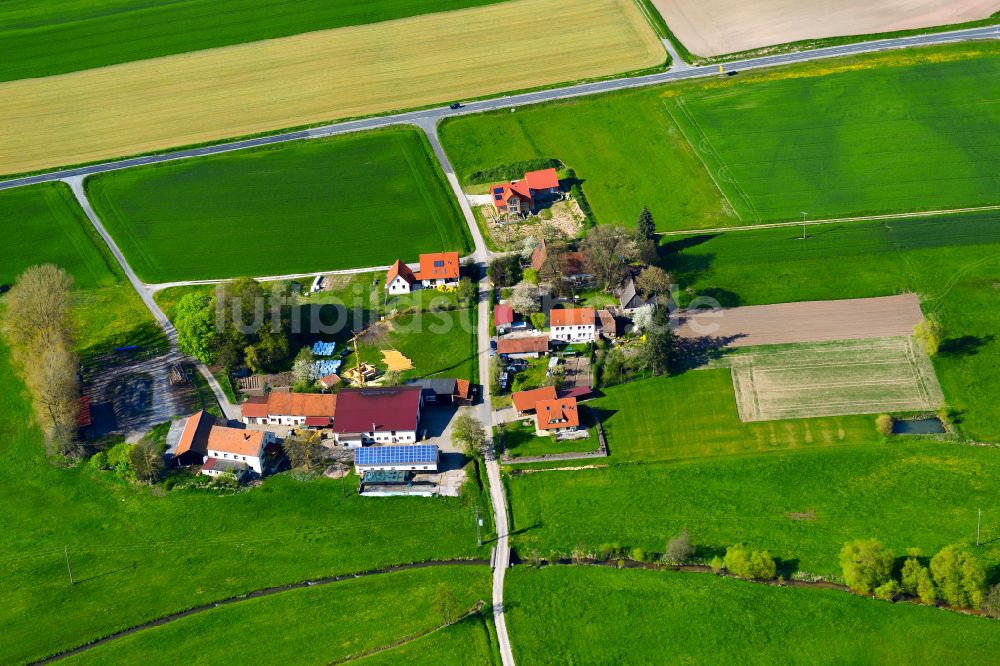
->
[175, 410, 215, 456]
[76, 396, 92, 428]
[455, 379, 472, 401]
[531, 239, 548, 271]
[318, 374, 341, 388]
[512, 386, 557, 414]
[304, 416, 330, 427]
[494, 303, 514, 326]
[489, 183, 532, 211]
[525, 168, 559, 190]
[207, 426, 266, 456]
[559, 386, 592, 401]
[497, 335, 549, 355]
[415, 252, 460, 281]
[535, 397, 580, 431]
[331, 387, 422, 434]
[242, 393, 337, 419]
[510, 180, 533, 198]
[386, 259, 417, 287]
[551, 307, 595, 327]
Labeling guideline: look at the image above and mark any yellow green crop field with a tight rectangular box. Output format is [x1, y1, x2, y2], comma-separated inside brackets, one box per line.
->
[0, 0, 663, 176]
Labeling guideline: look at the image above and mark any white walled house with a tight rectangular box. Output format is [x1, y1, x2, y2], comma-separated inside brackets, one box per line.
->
[386, 260, 418, 294]
[201, 426, 276, 478]
[550, 307, 597, 343]
[331, 387, 423, 448]
[385, 253, 461, 294]
[240, 393, 337, 428]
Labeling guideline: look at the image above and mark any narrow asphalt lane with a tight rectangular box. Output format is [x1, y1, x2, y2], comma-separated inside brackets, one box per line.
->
[1, 25, 994, 192]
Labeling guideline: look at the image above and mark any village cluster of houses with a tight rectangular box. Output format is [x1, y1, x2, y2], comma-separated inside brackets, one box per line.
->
[173, 379, 472, 485]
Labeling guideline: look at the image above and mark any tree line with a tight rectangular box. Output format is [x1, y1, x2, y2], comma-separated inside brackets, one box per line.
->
[2, 265, 81, 457]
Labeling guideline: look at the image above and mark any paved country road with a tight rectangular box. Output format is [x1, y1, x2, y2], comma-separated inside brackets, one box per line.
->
[0, 25, 995, 192]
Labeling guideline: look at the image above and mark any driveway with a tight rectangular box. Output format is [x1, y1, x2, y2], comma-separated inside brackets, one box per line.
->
[672, 294, 924, 347]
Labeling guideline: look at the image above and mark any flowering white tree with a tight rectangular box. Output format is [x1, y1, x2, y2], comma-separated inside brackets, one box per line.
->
[631, 304, 654, 331]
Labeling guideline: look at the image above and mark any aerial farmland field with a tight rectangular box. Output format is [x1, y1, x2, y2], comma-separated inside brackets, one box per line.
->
[0, 0, 663, 175]
[0, 0, 508, 82]
[652, 0, 998, 57]
[0, 183, 163, 357]
[506, 434, 1000, 577]
[662, 210, 1000, 441]
[506, 567, 1000, 663]
[86, 128, 469, 283]
[720, 338, 944, 422]
[441, 43, 999, 230]
[62, 566, 491, 664]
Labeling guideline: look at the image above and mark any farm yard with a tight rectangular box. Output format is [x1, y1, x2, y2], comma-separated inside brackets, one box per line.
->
[719, 338, 944, 422]
[86, 128, 469, 283]
[0, 0, 508, 82]
[441, 42, 1000, 231]
[61, 566, 491, 665]
[652, 0, 998, 57]
[0, 0, 664, 175]
[661, 209, 1000, 441]
[506, 566, 1000, 663]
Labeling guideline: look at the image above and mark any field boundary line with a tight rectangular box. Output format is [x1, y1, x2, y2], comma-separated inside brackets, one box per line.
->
[659, 204, 1000, 236]
[32, 560, 489, 664]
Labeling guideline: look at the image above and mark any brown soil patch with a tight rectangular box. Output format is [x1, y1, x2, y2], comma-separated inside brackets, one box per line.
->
[653, 0, 997, 57]
[674, 294, 924, 347]
[382, 350, 414, 372]
[485, 199, 585, 249]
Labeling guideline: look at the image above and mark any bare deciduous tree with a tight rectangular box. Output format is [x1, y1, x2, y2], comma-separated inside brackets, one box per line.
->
[583, 225, 638, 289]
[2, 264, 75, 350]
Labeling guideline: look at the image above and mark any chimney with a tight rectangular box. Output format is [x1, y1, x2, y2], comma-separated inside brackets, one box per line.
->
[244, 432, 251, 441]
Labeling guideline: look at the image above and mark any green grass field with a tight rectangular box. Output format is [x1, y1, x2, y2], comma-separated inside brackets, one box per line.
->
[360, 308, 479, 383]
[666, 49, 1000, 222]
[663, 209, 1000, 441]
[0, 183, 165, 357]
[441, 43, 999, 231]
[357, 613, 496, 666]
[589, 370, 876, 462]
[0, 0, 506, 82]
[440, 87, 734, 230]
[501, 417, 601, 459]
[506, 566, 1000, 663]
[507, 432, 1000, 576]
[64, 565, 490, 665]
[87, 128, 470, 283]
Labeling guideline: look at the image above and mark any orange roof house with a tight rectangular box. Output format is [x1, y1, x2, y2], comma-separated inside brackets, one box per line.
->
[173, 410, 217, 465]
[241, 392, 337, 426]
[207, 426, 268, 457]
[490, 168, 560, 218]
[535, 397, 581, 432]
[512, 386, 558, 415]
[386, 259, 417, 289]
[550, 307, 596, 327]
[415, 252, 460, 282]
[497, 335, 550, 357]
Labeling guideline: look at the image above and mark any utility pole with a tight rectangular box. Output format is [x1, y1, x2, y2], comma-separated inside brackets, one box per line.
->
[977, 508, 982, 546]
[801, 212, 808, 240]
[64, 546, 74, 586]
[475, 505, 482, 547]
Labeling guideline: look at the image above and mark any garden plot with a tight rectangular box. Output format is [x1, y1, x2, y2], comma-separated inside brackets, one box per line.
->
[722, 337, 943, 422]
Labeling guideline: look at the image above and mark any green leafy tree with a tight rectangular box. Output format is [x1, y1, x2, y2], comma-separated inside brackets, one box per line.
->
[900, 554, 926, 595]
[529, 312, 547, 331]
[635, 266, 672, 299]
[710, 556, 724, 574]
[642, 306, 674, 376]
[522, 268, 540, 285]
[284, 436, 326, 469]
[874, 579, 900, 601]
[636, 205, 656, 242]
[875, 414, 895, 437]
[840, 539, 894, 595]
[913, 314, 944, 356]
[916, 567, 938, 605]
[457, 277, 477, 304]
[724, 544, 774, 580]
[175, 293, 218, 363]
[129, 437, 164, 483]
[383, 370, 402, 387]
[451, 414, 487, 458]
[488, 255, 521, 288]
[930, 545, 987, 609]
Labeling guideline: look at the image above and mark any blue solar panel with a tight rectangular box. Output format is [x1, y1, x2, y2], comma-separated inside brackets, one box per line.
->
[312, 341, 336, 356]
[355, 445, 438, 466]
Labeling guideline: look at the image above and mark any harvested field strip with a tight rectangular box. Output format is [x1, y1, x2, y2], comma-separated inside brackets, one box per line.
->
[721, 338, 944, 422]
[0, 0, 663, 175]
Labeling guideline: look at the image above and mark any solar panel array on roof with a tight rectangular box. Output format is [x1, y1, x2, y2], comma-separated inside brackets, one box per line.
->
[355, 445, 438, 466]
[312, 341, 336, 356]
[312, 359, 341, 378]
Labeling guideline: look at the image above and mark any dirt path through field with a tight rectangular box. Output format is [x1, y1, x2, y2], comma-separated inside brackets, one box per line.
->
[673, 294, 924, 347]
[654, 0, 998, 57]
